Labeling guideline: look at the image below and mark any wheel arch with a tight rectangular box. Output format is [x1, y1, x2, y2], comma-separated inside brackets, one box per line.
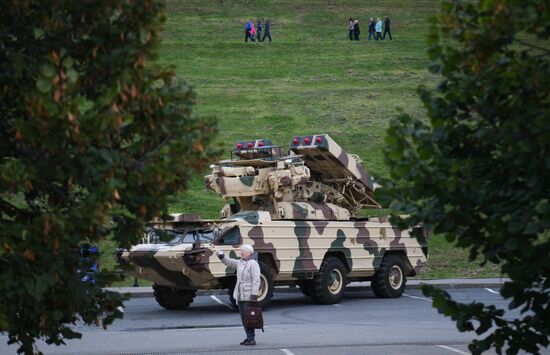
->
[258, 252, 279, 274]
[323, 251, 351, 273]
[381, 250, 415, 276]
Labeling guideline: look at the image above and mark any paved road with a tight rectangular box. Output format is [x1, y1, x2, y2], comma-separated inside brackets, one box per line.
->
[1, 287, 547, 355]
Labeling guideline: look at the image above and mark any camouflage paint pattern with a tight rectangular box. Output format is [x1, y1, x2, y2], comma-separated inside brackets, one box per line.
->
[122, 211, 427, 288]
[121, 135, 427, 294]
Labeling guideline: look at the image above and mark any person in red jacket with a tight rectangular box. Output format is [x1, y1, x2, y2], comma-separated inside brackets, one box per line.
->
[249, 23, 257, 42]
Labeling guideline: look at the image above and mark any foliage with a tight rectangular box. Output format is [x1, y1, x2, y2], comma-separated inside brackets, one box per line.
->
[378, 0, 550, 353]
[0, 1, 217, 353]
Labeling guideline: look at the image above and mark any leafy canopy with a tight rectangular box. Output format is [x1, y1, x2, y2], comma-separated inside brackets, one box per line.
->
[379, 0, 550, 354]
[0, 1, 217, 354]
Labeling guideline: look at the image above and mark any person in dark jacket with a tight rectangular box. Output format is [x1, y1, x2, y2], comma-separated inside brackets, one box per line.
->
[383, 15, 392, 40]
[348, 17, 354, 41]
[353, 19, 360, 40]
[244, 19, 252, 42]
[261, 18, 272, 42]
[256, 20, 262, 41]
[368, 18, 375, 40]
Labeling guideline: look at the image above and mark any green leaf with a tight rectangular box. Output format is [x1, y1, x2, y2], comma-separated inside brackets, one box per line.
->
[76, 95, 94, 114]
[33, 28, 45, 40]
[66, 67, 78, 84]
[36, 76, 52, 93]
[41, 64, 56, 78]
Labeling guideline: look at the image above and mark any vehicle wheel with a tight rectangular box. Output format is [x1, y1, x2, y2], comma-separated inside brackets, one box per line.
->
[153, 284, 196, 310]
[228, 261, 274, 308]
[371, 254, 407, 298]
[228, 283, 237, 307]
[310, 256, 348, 304]
[298, 280, 314, 297]
[257, 261, 275, 308]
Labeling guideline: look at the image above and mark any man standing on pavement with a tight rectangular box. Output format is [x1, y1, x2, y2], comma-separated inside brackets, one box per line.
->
[261, 17, 272, 42]
[383, 15, 392, 40]
[217, 245, 260, 346]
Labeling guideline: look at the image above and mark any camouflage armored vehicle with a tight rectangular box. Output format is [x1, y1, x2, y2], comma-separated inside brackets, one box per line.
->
[119, 134, 428, 309]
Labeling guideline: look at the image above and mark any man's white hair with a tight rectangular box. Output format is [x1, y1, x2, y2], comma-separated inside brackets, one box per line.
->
[240, 244, 254, 254]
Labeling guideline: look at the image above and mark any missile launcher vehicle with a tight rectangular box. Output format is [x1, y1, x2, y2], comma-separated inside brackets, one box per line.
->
[119, 134, 428, 309]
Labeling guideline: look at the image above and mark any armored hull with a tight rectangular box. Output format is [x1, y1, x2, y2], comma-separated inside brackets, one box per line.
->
[122, 213, 428, 307]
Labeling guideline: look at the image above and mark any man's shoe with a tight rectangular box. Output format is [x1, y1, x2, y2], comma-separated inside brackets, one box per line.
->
[239, 339, 248, 345]
[243, 339, 256, 346]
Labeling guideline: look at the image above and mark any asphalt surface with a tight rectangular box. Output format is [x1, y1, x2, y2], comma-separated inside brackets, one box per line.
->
[2, 286, 548, 355]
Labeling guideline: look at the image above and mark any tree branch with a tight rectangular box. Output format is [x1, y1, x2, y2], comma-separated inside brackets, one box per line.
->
[515, 38, 550, 55]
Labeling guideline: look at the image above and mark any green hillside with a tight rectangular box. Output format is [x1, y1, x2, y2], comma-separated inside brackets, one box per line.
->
[161, 0, 438, 217]
[102, 0, 501, 282]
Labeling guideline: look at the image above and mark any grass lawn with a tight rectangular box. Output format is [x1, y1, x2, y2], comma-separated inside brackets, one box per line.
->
[100, 0, 501, 284]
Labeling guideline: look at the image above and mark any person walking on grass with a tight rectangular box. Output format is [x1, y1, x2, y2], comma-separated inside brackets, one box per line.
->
[353, 19, 360, 41]
[375, 17, 383, 40]
[217, 245, 260, 346]
[256, 20, 262, 41]
[249, 22, 257, 42]
[383, 15, 392, 40]
[368, 17, 375, 40]
[245, 19, 252, 42]
[262, 17, 272, 42]
[348, 17, 354, 41]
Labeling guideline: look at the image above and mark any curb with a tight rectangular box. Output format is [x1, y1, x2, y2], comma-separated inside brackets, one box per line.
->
[106, 278, 510, 299]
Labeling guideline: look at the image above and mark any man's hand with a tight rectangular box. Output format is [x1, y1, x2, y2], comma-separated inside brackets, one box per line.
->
[216, 249, 224, 260]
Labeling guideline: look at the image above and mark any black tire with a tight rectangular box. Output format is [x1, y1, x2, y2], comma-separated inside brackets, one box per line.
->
[371, 254, 407, 298]
[257, 261, 275, 308]
[153, 284, 196, 310]
[298, 280, 314, 297]
[310, 256, 348, 304]
[228, 282, 237, 307]
[227, 261, 274, 308]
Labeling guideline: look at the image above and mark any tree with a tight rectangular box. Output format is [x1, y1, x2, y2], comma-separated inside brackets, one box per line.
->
[0, 1, 217, 354]
[378, 0, 550, 354]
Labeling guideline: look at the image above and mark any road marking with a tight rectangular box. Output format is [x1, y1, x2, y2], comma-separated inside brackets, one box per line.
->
[333, 304, 342, 307]
[210, 295, 234, 310]
[403, 293, 431, 302]
[437, 345, 469, 355]
[484, 288, 500, 295]
[280, 349, 295, 355]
